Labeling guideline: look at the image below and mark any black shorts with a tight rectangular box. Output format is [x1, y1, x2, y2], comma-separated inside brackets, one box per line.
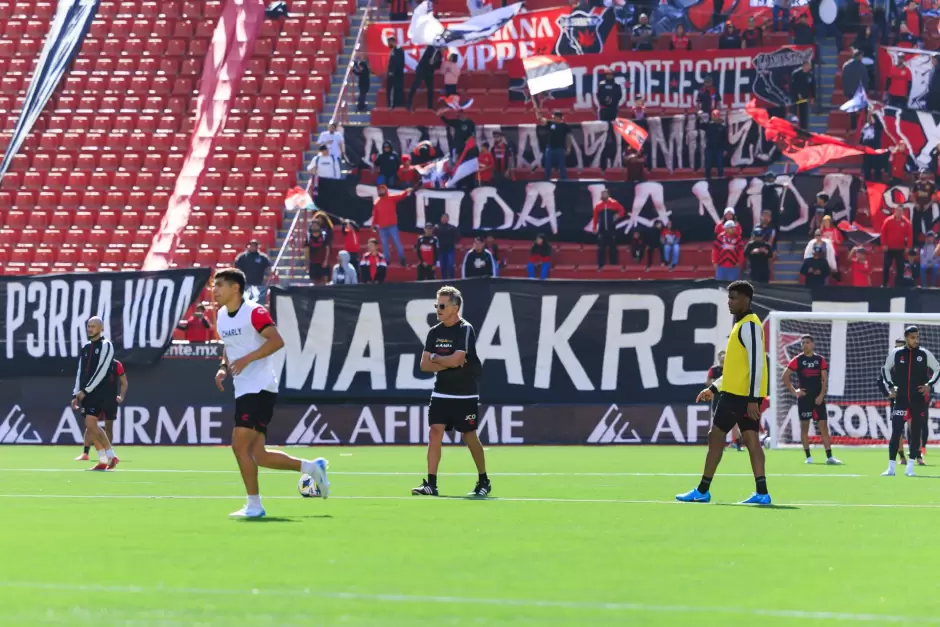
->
[234, 391, 278, 434]
[309, 264, 330, 280]
[797, 396, 827, 422]
[893, 403, 927, 423]
[80, 397, 110, 420]
[428, 396, 479, 433]
[98, 405, 118, 422]
[712, 393, 760, 433]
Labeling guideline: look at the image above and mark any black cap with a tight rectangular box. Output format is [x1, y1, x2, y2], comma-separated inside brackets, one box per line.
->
[905, 325, 919, 337]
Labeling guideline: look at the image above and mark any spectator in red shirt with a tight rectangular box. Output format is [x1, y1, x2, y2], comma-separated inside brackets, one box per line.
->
[713, 220, 744, 281]
[670, 24, 691, 50]
[527, 233, 552, 280]
[305, 219, 332, 285]
[886, 57, 911, 108]
[491, 132, 513, 181]
[889, 142, 910, 185]
[846, 247, 871, 286]
[903, 0, 923, 38]
[714, 208, 740, 237]
[881, 205, 914, 286]
[359, 238, 388, 283]
[372, 184, 412, 265]
[341, 219, 361, 266]
[477, 143, 495, 184]
[592, 189, 625, 269]
[741, 16, 764, 48]
[177, 303, 213, 342]
[397, 154, 419, 186]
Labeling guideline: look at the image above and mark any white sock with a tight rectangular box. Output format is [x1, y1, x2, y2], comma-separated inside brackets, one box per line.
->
[908, 458, 916, 469]
[247, 494, 262, 508]
[97, 450, 108, 463]
[888, 460, 896, 471]
[301, 459, 317, 476]
[105, 448, 115, 459]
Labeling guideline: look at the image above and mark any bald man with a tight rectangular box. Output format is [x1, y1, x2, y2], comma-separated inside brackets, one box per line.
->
[71, 317, 120, 470]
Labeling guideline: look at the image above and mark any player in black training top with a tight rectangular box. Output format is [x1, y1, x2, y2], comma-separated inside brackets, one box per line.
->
[882, 325, 940, 477]
[75, 359, 127, 461]
[412, 285, 490, 497]
[880, 338, 910, 471]
[782, 334, 842, 465]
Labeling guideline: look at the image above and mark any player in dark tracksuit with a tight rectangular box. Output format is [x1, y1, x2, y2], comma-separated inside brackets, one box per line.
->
[76, 360, 127, 461]
[882, 326, 940, 477]
[71, 317, 120, 470]
[879, 338, 909, 466]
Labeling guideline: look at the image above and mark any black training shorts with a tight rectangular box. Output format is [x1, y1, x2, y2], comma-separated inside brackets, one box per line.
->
[234, 391, 278, 434]
[712, 392, 760, 433]
[80, 396, 109, 420]
[797, 396, 827, 422]
[428, 396, 479, 433]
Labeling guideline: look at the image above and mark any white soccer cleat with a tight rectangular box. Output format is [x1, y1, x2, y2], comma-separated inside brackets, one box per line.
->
[312, 457, 330, 500]
[804, 456, 813, 464]
[881, 468, 896, 476]
[229, 504, 266, 518]
[825, 457, 843, 465]
[905, 468, 917, 477]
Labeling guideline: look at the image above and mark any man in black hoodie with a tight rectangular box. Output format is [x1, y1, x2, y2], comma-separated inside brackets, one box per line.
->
[700, 109, 727, 180]
[352, 54, 371, 113]
[375, 141, 401, 187]
[407, 45, 441, 111]
[386, 36, 405, 109]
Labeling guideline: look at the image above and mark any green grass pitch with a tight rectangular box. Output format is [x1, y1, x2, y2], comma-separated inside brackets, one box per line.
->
[1, 445, 938, 626]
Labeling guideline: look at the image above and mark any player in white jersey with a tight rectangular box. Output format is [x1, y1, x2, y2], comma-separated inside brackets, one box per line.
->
[213, 268, 330, 518]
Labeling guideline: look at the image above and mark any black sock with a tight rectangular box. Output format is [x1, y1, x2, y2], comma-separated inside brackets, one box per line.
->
[697, 476, 712, 493]
[479, 472, 488, 483]
[825, 448, 832, 459]
[428, 474, 437, 488]
[755, 476, 768, 495]
[804, 447, 811, 458]
[83, 446, 90, 455]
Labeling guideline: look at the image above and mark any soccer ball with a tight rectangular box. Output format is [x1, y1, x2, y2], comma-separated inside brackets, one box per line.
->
[298, 473, 320, 498]
[761, 434, 772, 449]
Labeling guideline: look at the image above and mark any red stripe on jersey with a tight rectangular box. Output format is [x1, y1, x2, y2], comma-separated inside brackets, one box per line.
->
[251, 306, 275, 333]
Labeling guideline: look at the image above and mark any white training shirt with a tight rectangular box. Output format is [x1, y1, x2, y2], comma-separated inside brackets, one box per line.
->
[307, 154, 342, 179]
[216, 300, 280, 398]
[316, 130, 344, 158]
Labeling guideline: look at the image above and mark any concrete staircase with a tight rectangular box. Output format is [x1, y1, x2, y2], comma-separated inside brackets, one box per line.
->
[272, 0, 372, 283]
[773, 238, 808, 283]
[812, 39, 839, 137]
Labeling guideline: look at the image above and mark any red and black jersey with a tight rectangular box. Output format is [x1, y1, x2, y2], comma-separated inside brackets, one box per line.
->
[102, 359, 125, 400]
[712, 234, 743, 268]
[787, 353, 827, 394]
[415, 235, 439, 265]
[707, 364, 723, 381]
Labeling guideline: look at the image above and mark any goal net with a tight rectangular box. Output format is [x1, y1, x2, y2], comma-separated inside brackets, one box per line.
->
[767, 312, 940, 449]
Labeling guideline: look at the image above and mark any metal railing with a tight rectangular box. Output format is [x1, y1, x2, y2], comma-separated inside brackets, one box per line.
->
[329, 0, 375, 126]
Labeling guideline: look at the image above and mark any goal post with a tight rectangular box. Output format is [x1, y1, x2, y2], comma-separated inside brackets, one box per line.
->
[767, 312, 940, 449]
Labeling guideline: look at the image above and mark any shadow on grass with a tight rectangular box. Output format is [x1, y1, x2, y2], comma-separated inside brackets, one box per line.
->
[714, 503, 801, 511]
[234, 514, 334, 523]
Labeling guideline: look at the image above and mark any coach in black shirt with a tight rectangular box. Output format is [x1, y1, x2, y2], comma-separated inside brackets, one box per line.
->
[412, 285, 490, 498]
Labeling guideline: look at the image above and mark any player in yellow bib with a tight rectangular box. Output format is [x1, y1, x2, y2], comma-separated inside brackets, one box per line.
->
[677, 280, 772, 505]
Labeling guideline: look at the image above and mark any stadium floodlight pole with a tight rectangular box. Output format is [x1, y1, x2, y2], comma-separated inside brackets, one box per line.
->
[767, 311, 940, 449]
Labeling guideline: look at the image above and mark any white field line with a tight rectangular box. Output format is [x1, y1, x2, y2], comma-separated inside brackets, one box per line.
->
[0, 581, 935, 624]
[2, 493, 940, 509]
[0, 468, 870, 478]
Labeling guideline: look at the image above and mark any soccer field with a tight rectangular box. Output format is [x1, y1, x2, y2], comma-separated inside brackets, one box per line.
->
[2, 446, 938, 627]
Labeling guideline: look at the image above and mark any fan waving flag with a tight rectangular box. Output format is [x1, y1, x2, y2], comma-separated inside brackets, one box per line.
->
[408, 1, 524, 48]
[840, 85, 870, 113]
[612, 118, 649, 151]
[440, 94, 474, 110]
[745, 99, 884, 171]
[522, 55, 574, 95]
[837, 220, 881, 246]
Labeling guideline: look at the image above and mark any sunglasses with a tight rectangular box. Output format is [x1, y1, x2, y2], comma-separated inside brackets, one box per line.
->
[434, 303, 451, 310]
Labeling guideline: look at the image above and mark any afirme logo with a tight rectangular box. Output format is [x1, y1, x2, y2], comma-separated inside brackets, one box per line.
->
[0, 405, 43, 444]
[286, 406, 341, 445]
[586, 404, 641, 444]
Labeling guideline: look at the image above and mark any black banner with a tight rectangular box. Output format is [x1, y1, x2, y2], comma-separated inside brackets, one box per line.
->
[270, 279, 935, 405]
[0, 269, 211, 378]
[346, 112, 780, 175]
[315, 173, 859, 244]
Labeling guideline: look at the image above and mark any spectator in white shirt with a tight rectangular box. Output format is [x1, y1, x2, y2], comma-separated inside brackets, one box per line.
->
[307, 144, 343, 192]
[316, 123, 346, 160]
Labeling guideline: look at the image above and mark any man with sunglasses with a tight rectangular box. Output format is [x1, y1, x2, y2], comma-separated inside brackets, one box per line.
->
[412, 286, 490, 497]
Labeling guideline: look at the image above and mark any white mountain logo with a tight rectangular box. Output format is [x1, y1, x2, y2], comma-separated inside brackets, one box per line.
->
[286, 405, 341, 445]
[586, 404, 641, 444]
[0, 405, 43, 444]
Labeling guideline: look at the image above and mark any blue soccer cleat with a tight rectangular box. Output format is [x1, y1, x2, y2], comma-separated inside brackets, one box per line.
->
[676, 488, 711, 503]
[739, 493, 772, 505]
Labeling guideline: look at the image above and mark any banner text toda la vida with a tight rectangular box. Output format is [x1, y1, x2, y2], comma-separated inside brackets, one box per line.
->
[366, 6, 617, 73]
